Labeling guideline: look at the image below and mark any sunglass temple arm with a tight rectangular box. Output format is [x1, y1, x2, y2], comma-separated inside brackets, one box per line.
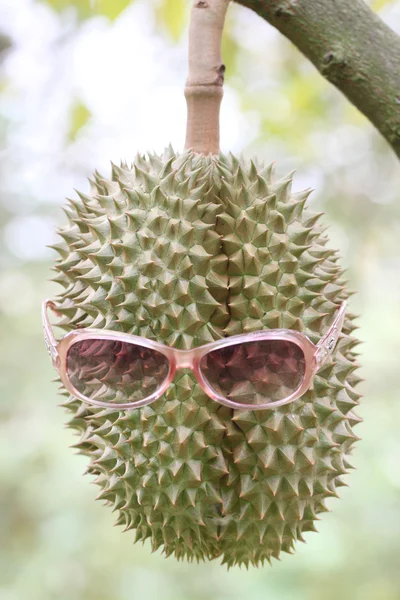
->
[42, 299, 61, 368]
[315, 301, 347, 368]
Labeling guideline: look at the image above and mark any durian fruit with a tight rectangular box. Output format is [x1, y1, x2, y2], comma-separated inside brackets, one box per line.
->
[50, 146, 362, 567]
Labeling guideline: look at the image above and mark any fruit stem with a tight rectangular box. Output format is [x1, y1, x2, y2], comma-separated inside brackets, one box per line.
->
[184, 0, 230, 155]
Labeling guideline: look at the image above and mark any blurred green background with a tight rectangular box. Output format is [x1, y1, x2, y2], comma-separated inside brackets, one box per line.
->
[1, 0, 400, 598]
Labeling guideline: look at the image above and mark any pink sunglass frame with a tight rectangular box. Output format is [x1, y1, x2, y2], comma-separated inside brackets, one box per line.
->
[42, 299, 346, 411]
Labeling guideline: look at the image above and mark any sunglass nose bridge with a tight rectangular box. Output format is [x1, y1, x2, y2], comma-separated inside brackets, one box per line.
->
[174, 349, 198, 370]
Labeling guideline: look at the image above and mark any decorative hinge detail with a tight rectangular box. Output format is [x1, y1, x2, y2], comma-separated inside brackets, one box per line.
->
[316, 327, 339, 366]
[43, 327, 58, 366]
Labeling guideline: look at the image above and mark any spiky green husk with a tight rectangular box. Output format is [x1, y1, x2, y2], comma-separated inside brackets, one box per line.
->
[50, 147, 362, 568]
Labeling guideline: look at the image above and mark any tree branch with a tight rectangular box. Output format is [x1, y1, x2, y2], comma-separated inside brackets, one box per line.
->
[234, 0, 400, 159]
[185, 0, 230, 155]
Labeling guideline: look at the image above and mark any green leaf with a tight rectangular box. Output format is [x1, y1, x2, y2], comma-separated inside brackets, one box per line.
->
[41, 0, 92, 20]
[93, 0, 132, 20]
[155, 0, 189, 42]
[41, 0, 133, 21]
[68, 100, 91, 141]
[370, 0, 396, 9]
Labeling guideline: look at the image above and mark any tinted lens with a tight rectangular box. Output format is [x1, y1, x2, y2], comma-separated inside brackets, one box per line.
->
[200, 339, 305, 406]
[66, 339, 170, 405]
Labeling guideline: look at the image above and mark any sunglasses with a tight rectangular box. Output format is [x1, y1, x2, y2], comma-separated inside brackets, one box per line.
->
[42, 299, 346, 411]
